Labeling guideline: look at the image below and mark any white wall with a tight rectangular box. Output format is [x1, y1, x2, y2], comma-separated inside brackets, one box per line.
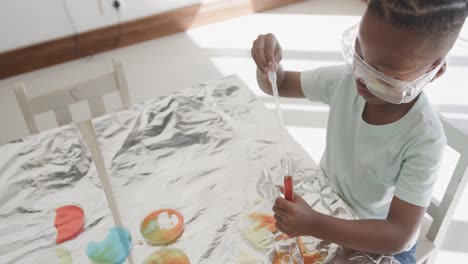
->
[0, 0, 200, 53]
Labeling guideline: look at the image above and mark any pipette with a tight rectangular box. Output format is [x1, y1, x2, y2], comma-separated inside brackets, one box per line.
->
[267, 70, 293, 202]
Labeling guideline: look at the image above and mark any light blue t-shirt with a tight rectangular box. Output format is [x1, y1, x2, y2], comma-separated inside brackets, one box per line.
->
[300, 65, 446, 220]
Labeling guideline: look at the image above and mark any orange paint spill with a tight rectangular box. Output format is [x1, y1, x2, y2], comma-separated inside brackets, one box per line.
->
[273, 250, 297, 264]
[296, 237, 326, 264]
[248, 213, 278, 233]
[54, 205, 84, 244]
[302, 252, 326, 264]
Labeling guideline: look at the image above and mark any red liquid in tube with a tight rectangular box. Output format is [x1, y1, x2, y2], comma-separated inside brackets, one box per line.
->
[284, 176, 293, 202]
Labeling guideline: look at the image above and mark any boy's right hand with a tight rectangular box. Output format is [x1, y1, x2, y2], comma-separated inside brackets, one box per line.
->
[251, 33, 283, 73]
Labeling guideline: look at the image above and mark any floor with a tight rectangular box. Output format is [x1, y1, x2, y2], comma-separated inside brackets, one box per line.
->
[0, 0, 467, 262]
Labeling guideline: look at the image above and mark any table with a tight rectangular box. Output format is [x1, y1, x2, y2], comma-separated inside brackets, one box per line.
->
[0, 76, 398, 264]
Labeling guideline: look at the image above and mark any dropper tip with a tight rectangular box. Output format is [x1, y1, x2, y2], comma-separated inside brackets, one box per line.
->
[268, 71, 277, 83]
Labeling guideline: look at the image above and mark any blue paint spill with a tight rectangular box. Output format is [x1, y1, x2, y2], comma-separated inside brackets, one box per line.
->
[86, 227, 132, 264]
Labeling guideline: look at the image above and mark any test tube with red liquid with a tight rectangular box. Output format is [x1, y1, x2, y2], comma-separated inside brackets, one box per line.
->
[284, 175, 293, 202]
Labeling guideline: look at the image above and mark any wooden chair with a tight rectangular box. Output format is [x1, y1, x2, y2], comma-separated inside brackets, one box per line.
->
[416, 114, 468, 264]
[14, 59, 131, 134]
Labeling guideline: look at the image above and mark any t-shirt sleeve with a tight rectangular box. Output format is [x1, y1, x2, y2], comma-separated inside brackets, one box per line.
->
[394, 134, 446, 207]
[300, 65, 348, 105]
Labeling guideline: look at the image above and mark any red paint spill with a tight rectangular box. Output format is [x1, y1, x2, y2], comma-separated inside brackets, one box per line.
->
[54, 205, 84, 244]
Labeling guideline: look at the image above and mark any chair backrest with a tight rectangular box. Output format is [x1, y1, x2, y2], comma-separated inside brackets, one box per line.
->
[426, 114, 468, 246]
[14, 59, 131, 134]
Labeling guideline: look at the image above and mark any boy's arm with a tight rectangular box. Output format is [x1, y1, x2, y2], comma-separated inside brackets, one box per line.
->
[251, 33, 343, 101]
[251, 33, 305, 98]
[273, 194, 425, 254]
[274, 135, 443, 254]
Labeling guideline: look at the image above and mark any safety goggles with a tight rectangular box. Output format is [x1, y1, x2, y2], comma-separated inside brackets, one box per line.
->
[341, 24, 444, 104]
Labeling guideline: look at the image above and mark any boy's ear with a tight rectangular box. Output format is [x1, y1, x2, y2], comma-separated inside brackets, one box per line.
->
[431, 61, 447, 82]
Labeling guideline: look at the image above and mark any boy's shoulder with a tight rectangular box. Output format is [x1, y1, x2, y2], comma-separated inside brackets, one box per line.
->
[300, 64, 352, 105]
[404, 93, 447, 153]
[413, 93, 445, 136]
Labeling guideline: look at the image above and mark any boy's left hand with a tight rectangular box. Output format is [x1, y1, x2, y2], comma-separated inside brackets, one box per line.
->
[273, 189, 319, 237]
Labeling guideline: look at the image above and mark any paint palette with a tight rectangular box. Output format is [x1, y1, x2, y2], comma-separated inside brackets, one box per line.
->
[140, 209, 184, 245]
[142, 248, 190, 264]
[86, 226, 132, 264]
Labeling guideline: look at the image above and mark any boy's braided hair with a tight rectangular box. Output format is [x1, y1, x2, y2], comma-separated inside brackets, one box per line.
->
[368, 0, 468, 44]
